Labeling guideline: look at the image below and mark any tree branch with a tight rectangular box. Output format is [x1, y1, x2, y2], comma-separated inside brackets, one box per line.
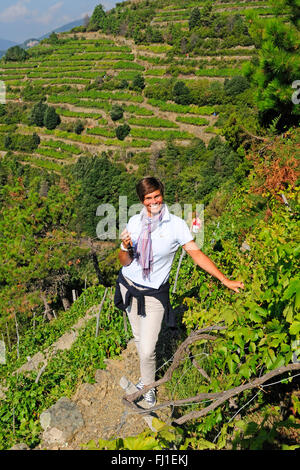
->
[122, 325, 300, 426]
[174, 363, 300, 425]
[122, 325, 226, 406]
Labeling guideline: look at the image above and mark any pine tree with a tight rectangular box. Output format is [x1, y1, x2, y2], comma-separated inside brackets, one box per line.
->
[189, 8, 201, 30]
[29, 101, 48, 127]
[116, 123, 130, 140]
[244, 0, 300, 131]
[90, 4, 106, 29]
[43, 106, 60, 130]
[173, 81, 191, 105]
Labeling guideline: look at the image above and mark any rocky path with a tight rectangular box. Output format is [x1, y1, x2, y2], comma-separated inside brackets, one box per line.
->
[35, 339, 172, 450]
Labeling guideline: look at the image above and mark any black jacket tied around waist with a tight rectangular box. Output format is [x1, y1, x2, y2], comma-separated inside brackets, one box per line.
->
[114, 270, 176, 328]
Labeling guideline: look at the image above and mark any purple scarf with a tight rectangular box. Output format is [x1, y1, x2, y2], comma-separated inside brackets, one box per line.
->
[136, 203, 166, 280]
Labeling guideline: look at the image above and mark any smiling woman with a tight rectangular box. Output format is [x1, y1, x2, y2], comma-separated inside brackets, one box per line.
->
[114, 177, 245, 408]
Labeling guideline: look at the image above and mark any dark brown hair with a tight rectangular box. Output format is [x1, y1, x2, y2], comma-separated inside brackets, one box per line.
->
[136, 177, 164, 202]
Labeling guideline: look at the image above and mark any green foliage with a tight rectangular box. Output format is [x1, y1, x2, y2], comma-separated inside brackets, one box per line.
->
[0, 158, 84, 324]
[29, 101, 48, 127]
[90, 4, 106, 30]
[244, 2, 300, 130]
[132, 73, 145, 90]
[43, 106, 61, 130]
[0, 285, 130, 449]
[189, 7, 201, 31]
[115, 123, 131, 141]
[74, 120, 84, 135]
[29, 101, 60, 130]
[83, 418, 183, 450]
[4, 133, 40, 152]
[48, 32, 60, 45]
[67, 154, 136, 238]
[4, 46, 29, 62]
[232, 409, 300, 450]
[21, 83, 47, 102]
[173, 81, 192, 105]
[224, 75, 250, 97]
[110, 104, 124, 122]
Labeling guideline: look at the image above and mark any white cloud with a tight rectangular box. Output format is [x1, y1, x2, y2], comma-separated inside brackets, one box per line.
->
[0, 1, 64, 26]
[38, 2, 64, 25]
[0, 0, 31, 23]
[101, 1, 115, 11]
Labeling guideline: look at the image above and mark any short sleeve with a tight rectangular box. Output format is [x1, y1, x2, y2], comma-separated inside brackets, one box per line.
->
[175, 218, 194, 247]
[125, 214, 140, 243]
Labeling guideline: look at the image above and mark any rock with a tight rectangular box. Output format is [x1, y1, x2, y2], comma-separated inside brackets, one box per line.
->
[240, 241, 251, 252]
[40, 397, 84, 445]
[10, 443, 30, 450]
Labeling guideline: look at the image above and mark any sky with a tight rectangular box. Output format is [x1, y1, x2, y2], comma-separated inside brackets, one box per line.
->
[0, 0, 118, 44]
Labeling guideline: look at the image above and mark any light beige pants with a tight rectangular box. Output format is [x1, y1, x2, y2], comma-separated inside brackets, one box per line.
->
[120, 277, 165, 386]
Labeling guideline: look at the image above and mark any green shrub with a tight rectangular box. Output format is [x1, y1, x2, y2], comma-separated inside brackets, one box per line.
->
[43, 106, 61, 130]
[224, 76, 250, 97]
[110, 105, 124, 122]
[132, 74, 145, 90]
[116, 124, 131, 141]
[4, 46, 29, 62]
[173, 81, 192, 105]
[74, 120, 84, 135]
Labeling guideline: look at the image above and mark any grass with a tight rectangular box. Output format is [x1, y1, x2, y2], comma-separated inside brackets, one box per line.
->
[175, 116, 210, 126]
[128, 117, 178, 128]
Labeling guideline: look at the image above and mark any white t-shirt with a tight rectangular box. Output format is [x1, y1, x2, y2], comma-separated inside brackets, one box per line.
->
[122, 205, 193, 289]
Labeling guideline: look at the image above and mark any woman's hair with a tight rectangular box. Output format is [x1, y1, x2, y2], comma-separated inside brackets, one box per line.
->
[136, 177, 164, 202]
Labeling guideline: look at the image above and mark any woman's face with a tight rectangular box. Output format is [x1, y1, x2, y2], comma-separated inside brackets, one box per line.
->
[143, 189, 163, 217]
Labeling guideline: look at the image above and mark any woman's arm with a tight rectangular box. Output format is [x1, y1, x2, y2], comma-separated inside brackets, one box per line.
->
[118, 229, 134, 267]
[182, 240, 244, 293]
[118, 249, 133, 266]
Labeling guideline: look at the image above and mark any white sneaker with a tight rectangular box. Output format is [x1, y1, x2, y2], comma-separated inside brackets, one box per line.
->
[135, 380, 156, 406]
[135, 379, 144, 390]
[143, 388, 156, 407]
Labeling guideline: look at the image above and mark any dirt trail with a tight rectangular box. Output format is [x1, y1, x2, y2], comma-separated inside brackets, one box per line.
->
[36, 338, 173, 450]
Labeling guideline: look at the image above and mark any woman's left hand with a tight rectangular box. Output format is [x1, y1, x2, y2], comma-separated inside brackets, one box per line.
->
[222, 279, 245, 293]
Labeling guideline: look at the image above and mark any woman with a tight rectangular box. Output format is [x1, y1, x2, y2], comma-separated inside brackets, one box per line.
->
[115, 177, 244, 406]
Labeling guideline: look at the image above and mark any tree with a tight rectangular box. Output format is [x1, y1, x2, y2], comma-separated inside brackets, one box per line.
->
[74, 120, 84, 135]
[189, 7, 201, 30]
[90, 4, 106, 29]
[69, 154, 136, 237]
[48, 32, 59, 44]
[4, 45, 28, 62]
[173, 81, 192, 105]
[0, 105, 6, 117]
[244, 0, 300, 131]
[224, 76, 250, 97]
[110, 104, 124, 122]
[43, 106, 61, 130]
[116, 124, 131, 141]
[132, 74, 145, 90]
[0, 164, 86, 326]
[29, 101, 48, 127]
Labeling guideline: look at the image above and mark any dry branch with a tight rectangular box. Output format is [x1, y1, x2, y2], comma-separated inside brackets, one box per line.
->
[174, 363, 300, 425]
[122, 325, 300, 426]
[122, 325, 226, 406]
[192, 357, 211, 382]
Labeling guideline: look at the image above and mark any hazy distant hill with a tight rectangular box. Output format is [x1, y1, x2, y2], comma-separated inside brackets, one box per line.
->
[37, 18, 84, 41]
[0, 38, 17, 51]
[0, 38, 18, 56]
[0, 18, 85, 56]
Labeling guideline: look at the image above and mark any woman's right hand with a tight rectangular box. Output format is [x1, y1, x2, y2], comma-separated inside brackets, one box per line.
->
[121, 229, 132, 250]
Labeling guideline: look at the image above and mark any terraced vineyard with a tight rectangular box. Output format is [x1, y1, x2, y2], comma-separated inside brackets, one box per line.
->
[0, 0, 299, 451]
[0, 0, 279, 174]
